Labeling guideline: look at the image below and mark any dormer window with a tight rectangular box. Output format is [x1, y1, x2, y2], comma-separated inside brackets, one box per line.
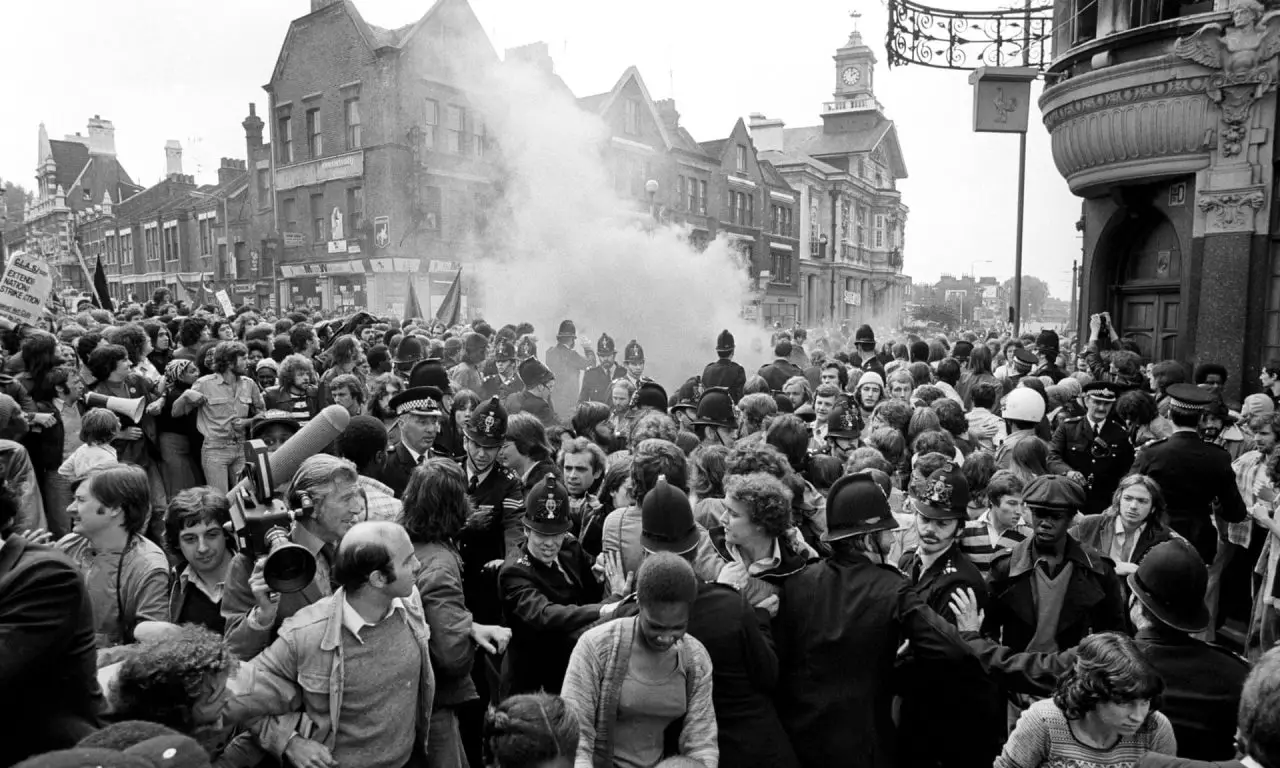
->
[624, 100, 640, 136]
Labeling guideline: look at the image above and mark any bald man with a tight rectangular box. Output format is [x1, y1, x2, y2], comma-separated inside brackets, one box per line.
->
[225, 521, 438, 768]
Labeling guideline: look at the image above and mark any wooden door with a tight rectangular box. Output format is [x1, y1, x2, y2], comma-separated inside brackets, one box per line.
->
[1119, 292, 1179, 362]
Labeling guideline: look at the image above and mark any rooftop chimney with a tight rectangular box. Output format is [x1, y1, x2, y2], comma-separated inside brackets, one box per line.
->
[654, 99, 680, 131]
[504, 42, 554, 74]
[165, 140, 183, 178]
[748, 113, 786, 153]
[87, 115, 116, 156]
[243, 103, 264, 150]
[218, 158, 246, 187]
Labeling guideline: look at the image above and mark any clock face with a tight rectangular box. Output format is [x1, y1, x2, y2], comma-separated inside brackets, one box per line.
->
[841, 66, 861, 86]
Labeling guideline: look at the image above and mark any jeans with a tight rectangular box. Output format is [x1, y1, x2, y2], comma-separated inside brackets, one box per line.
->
[201, 441, 244, 493]
[41, 469, 72, 539]
[426, 707, 468, 768]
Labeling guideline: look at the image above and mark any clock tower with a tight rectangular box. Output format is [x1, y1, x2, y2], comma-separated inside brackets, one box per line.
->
[833, 26, 876, 101]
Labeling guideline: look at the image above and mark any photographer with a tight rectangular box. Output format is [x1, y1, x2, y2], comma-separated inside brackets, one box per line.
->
[220, 454, 365, 660]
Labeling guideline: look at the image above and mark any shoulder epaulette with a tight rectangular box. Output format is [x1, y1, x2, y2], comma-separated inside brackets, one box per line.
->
[515, 555, 530, 567]
[1063, 415, 1084, 422]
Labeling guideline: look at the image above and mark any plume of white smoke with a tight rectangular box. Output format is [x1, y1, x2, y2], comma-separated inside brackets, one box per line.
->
[463, 60, 761, 392]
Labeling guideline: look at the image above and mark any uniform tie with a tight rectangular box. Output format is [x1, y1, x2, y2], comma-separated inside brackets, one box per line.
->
[468, 474, 480, 495]
[417, 453, 426, 466]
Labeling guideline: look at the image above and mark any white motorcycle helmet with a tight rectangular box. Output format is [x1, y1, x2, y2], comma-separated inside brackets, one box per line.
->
[1004, 387, 1046, 423]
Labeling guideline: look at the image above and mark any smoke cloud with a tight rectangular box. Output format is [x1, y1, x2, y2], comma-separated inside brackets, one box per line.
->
[461, 60, 760, 392]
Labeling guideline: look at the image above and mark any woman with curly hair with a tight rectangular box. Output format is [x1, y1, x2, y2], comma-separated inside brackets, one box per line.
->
[484, 692, 579, 768]
[403, 458, 511, 768]
[995, 632, 1173, 768]
[110, 625, 237, 742]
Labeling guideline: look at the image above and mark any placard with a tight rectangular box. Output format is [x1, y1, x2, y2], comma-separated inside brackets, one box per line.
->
[0, 252, 54, 324]
[215, 289, 235, 316]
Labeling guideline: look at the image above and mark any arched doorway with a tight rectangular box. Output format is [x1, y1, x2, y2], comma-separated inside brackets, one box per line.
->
[1110, 211, 1182, 362]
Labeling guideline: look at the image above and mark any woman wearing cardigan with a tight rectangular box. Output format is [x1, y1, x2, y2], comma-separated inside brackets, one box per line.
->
[561, 552, 718, 768]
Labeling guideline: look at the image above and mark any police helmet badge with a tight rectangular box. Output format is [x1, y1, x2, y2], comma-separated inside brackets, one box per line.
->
[542, 497, 560, 519]
[483, 412, 497, 433]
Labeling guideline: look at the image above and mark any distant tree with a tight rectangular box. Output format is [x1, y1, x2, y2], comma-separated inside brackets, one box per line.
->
[1001, 275, 1051, 319]
[1, 180, 32, 229]
[911, 303, 960, 326]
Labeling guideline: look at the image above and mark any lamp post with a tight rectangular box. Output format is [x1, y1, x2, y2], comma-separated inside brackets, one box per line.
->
[818, 234, 833, 325]
[645, 179, 659, 233]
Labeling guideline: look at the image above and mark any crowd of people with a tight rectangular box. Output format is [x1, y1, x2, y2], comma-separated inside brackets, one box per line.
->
[3, 290, 1280, 768]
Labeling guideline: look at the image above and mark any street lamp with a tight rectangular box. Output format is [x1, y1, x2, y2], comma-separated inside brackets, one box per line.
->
[645, 179, 659, 225]
[970, 258, 992, 278]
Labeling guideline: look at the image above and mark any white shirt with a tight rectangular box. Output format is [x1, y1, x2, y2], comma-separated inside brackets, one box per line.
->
[1111, 515, 1146, 563]
[341, 596, 409, 644]
[402, 439, 425, 465]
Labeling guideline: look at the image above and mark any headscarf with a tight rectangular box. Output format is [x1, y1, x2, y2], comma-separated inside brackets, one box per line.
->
[164, 358, 197, 387]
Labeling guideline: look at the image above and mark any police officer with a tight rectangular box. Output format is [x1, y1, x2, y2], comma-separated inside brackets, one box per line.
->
[702, 329, 746, 403]
[853, 324, 885, 379]
[823, 405, 862, 462]
[505, 357, 558, 428]
[578, 333, 624, 404]
[622, 339, 646, 388]
[457, 396, 525, 618]
[1131, 382, 1247, 563]
[1033, 329, 1066, 383]
[692, 386, 738, 446]
[546, 320, 595, 419]
[482, 339, 522, 401]
[897, 464, 1003, 768]
[1048, 381, 1134, 515]
[497, 473, 621, 697]
[775, 472, 971, 768]
[377, 385, 445, 495]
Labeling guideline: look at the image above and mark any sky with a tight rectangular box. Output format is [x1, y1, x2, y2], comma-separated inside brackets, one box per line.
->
[0, 0, 1083, 300]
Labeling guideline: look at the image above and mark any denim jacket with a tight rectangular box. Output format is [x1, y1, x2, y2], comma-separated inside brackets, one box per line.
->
[226, 586, 436, 758]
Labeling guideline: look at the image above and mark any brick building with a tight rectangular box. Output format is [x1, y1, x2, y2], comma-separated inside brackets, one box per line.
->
[265, 0, 499, 315]
[749, 25, 911, 331]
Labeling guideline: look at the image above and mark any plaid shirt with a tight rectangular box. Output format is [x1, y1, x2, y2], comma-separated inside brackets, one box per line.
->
[1230, 450, 1272, 548]
[358, 475, 403, 523]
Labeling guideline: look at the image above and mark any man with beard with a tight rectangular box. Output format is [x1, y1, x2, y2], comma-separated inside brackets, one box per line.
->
[579, 333, 624, 404]
[853, 371, 885, 437]
[703, 329, 747, 403]
[180, 341, 264, 493]
[896, 465, 1003, 768]
[1048, 382, 1135, 516]
[506, 357, 558, 427]
[377, 385, 445, 495]
[546, 320, 595, 418]
[482, 339, 523, 400]
[622, 339, 647, 389]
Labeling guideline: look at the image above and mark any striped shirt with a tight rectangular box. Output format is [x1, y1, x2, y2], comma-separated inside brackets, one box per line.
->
[995, 698, 1175, 768]
[960, 510, 1031, 577]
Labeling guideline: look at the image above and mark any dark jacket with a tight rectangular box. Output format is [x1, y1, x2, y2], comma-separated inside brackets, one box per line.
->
[376, 441, 431, 497]
[0, 535, 104, 766]
[24, 399, 65, 476]
[504, 390, 558, 428]
[1132, 432, 1247, 563]
[578, 362, 625, 405]
[612, 580, 798, 768]
[702, 358, 747, 403]
[757, 358, 804, 393]
[984, 536, 1126, 652]
[482, 373, 523, 402]
[774, 550, 971, 768]
[1048, 415, 1135, 515]
[413, 540, 479, 709]
[456, 465, 525, 625]
[1072, 511, 1177, 571]
[897, 545, 1004, 768]
[498, 539, 604, 697]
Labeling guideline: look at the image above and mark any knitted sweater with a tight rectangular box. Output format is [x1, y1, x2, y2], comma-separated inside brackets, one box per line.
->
[994, 698, 1175, 768]
[561, 617, 718, 768]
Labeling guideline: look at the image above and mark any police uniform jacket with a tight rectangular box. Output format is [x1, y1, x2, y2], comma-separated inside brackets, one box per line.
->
[1131, 432, 1247, 563]
[896, 545, 1005, 768]
[757, 358, 804, 393]
[983, 536, 1126, 652]
[611, 580, 800, 768]
[861, 353, 886, 380]
[497, 538, 603, 697]
[456, 464, 524, 625]
[482, 373, 523, 401]
[504, 390, 558, 428]
[1035, 362, 1067, 384]
[579, 362, 626, 404]
[702, 359, 747, 403]
[376, 441, 430, 497]
[1048, 415, 1135, 515]
[774, 550, 971, 768]
[546, 345, 593, 420]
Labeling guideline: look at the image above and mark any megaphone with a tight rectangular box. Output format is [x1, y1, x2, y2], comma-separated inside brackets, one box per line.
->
[84, 392, 146, 423]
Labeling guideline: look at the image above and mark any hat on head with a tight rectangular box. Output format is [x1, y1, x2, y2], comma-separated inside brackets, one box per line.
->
[716, 329, 736, 353]
[597, 333, 617, 356]
[632, 379, 669, 412]
[825, 405, 862, 439]
[389, 386, 445, 418]
[250, 410, 302, 438]
[14, 748, 151, 768]
[913, 463, 970, 521]
[855, 324, 876, 346]
[824, 471, 896, 541]
[1022, 474, 1087, 512]
[256, 358, 279, 372]
[858, 371, 885, 393]
[671, 376, 702, 414]
[1035, 329, 1060, 352]
[124, 735, 213, 768]
[408, 358, 452, 394]
[519, 357, 555, 389]
[394, 335, 428, 370]
[556, 320, 577, 339]
[952, 340, 973, 361]
[641, 474, 700, 554]
[516, 335, 537, 360]
[1242, 392, 1276, 418]
[693, 387, 736, 430]
[523, 473, 572, 535]
[1166, 382, 1212, 414]
[465, 396, 508, 448]
[494, 339, 517, 362]
[772, 392, 795, 414]
[1128, 538, 1210, 632]
[1083, 381, 1121, 403]
[1004, 387, 1047, 423]
[1012, 348, 1038, 373]
[624, 339, 645, 364]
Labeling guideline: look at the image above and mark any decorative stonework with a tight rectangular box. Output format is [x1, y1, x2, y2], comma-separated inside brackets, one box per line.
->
[1174, 0, 1280, 157]
[1196, 186, 1266, 232]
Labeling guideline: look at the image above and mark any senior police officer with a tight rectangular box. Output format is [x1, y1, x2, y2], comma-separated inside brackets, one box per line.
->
[702, 329, 747, 403]
[1048, 381, 1135, 515]
[1131, 382, 1247, 563]
[377, 385, 446, 496]
[578, 333, 624, 404]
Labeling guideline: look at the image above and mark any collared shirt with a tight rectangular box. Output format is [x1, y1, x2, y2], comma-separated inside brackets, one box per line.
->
[358, 474, 402, 523]
[1111, 515, 1146, 563]
[194, 373, 264, 444]
[341, 595, 409, 644]
[180, 563, 226, 605]
[727, 538, 782, 577]
[916, 543, 951, 578]
[402, 439, 426, 466]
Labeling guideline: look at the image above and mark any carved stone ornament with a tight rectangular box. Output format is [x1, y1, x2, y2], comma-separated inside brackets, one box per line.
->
[1196, 186, 1266, 232]
[1174, 0, 1280, 157]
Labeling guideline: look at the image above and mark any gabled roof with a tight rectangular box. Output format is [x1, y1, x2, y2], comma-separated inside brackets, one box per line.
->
[781, 116, 908, 178]
[49, 140, 90, 193]
[759, 160, 791, 190]
[698, 138, 728, 158]
[46, 138, 141, 211]
[580, 66, 676, 152]
[670, 126, 714, 161]
[758, 148, 842, 176]
[576, 92, 609, 113]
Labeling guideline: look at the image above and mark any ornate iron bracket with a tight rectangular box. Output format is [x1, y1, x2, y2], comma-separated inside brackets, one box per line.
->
[887, 0, 1054, 70]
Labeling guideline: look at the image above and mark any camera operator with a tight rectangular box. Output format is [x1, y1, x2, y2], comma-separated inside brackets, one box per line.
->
[221, 454, 365, 661]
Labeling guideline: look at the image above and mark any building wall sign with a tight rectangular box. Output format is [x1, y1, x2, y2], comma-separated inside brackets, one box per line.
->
[844, 290, 862, 306]
[283, 232, 306, 247]
[274, 150, 364, 191]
